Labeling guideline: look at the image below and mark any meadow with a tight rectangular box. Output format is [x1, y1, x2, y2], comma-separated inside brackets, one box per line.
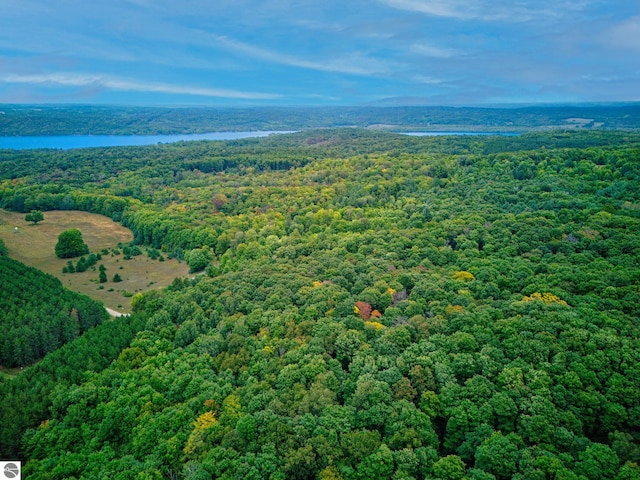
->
[0, 209, 189, 313]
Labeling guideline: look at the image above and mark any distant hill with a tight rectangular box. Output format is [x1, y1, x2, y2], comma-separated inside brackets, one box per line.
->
[1, 104, 639, 135]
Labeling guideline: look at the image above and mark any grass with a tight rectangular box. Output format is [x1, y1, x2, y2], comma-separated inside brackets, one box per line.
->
[0, 209, 190, 313]
[0, 365, 26, 379]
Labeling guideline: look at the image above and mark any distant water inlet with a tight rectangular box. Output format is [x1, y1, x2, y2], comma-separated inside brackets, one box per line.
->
[0, 131, 295, 150]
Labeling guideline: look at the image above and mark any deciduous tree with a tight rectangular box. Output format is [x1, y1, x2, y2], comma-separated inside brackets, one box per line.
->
[55, 229, 89, 258]
[25, 210, 44, 224]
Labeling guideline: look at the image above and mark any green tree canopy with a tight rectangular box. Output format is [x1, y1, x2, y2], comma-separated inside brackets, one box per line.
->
[54, 228, 90, 259]
[186, 246, 213, 273]
[25, 210, 44, 224]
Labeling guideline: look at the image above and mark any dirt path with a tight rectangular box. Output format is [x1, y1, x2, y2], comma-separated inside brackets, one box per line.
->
[106, 307, 128, 317]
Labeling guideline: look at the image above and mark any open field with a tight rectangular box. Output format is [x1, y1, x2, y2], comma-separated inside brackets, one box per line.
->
[0, 209, 190, 313]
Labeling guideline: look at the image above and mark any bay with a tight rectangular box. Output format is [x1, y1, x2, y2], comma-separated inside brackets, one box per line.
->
[0, 131, 294, 150]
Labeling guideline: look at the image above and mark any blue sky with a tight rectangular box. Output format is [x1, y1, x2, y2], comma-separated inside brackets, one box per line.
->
[0, 0, 638, 105]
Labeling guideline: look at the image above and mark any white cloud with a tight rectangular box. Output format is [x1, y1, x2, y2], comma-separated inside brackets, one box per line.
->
[410, 43, 460, 58]
[381, 0, 472, 19]
[606, 16, 640, 50]
[410, 74, 445, 84]
[210, 34, 392, 76]
[0, 73, 281, 99]
[379, 0, 592, 23]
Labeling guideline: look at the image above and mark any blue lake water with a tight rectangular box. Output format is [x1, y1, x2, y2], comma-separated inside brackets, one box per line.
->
[0, 130, 518, 150]
[0, 131, 294, 150]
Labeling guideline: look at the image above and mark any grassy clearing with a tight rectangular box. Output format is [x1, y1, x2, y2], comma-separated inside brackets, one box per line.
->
[0, 365, 23, 379]
[0, 362, 41, 379]
[0, 209, 190, 313]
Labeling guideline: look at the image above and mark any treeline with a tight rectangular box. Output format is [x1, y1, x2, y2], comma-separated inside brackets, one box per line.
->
[1, 104, 640, 135]
[0, 256, 109, 367]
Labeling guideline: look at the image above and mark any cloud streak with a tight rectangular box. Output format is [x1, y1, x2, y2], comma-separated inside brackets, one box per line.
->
[379, 0, 591, 23]
[0, 73, 281, 100]
[210, 34, 392, 76]
[379, 0, 526, 21]
[410, 43, 460, 58]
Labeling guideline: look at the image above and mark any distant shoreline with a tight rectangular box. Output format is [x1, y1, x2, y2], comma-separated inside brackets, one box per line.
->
[1, 104, 638, 137]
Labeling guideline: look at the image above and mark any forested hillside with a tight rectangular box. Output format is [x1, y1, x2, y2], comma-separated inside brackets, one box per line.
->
[0, 312, 145, 458]
[1, 104, 639, 135]
[0, 256, 109, 367]
[1, 129, 640, 479]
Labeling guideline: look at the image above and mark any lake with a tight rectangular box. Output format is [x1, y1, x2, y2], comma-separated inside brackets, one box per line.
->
[0, 130, 519, 150]
[0, 131, 294, 150]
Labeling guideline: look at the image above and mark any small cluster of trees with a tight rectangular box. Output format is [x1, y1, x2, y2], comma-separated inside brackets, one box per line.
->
[61, 258, 122, 283]
[62, 253, 100, 274]
[98, 265, 122, 283]
[122, 244, 142, 260]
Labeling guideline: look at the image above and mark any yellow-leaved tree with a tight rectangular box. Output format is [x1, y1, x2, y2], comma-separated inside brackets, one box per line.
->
[184, 411, 217, 455]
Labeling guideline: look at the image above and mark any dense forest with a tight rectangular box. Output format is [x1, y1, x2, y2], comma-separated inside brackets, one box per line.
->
[1, 128, 640, 479]
[0, 256, 108, 367]
[1, 104, 640, 135]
